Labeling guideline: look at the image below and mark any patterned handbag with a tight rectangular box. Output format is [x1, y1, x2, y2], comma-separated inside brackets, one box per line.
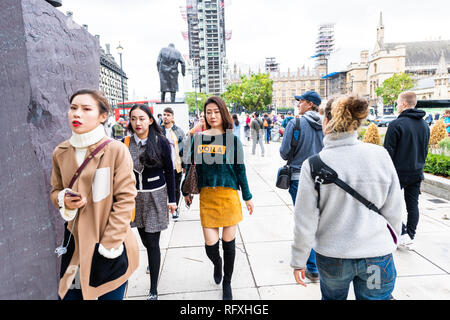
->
[182, 163, 200, 195]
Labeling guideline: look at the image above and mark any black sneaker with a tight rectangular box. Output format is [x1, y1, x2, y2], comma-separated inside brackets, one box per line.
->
[172, 209, 179, 221]
[305, 271, 320, 283]
[147, 293, 158, 300]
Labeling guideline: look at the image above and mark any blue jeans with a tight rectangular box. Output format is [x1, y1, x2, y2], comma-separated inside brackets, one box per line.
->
[289, 179, 318, 274]
[316, 253, 396, 300]
[266, 128, 271, 143]
[61, 281, 128, 300]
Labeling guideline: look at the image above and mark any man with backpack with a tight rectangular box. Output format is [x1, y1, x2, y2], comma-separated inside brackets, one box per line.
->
[251, 112, 265, 156]
[279, 91, 324, 283]
[263, 113, 273, 144]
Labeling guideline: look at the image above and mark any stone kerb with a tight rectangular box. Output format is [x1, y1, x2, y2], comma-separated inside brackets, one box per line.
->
[422, 173, 450, 201]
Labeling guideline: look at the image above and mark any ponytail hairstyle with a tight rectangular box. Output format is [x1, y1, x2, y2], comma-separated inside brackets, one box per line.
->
[127, 104, 168, 168]
[325, 95, 369, 135]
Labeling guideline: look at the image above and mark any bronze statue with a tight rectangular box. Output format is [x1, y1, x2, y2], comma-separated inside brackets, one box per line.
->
[157, 44, 185, 103]
[45, 0, 62, 7]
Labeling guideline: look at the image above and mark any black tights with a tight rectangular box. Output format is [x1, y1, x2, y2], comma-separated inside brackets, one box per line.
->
[138, 228, 161, 295]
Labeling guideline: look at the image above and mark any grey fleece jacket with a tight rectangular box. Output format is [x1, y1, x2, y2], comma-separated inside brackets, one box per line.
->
[279, 111, 324, 180]
[291, 132, 402, 269]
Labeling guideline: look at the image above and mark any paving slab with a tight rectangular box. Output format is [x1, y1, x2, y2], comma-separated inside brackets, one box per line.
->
[157, 246, 254, 295]
[238, 215, 294, 243]
[393, 275, 450, 299]
[169, 220, 243, 247]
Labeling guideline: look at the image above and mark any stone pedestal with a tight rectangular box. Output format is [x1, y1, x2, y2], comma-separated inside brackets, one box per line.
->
[0, 0, 99, 299]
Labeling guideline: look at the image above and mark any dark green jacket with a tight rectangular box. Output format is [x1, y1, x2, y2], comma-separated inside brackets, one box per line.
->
[181, 132, 252, 201]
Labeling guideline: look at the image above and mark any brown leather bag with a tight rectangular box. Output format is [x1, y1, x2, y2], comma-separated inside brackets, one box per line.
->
[182, 134, 200, 195]
[182, 163, 200, 195]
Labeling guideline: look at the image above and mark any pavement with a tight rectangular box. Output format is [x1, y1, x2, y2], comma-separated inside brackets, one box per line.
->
[125, 140, 450, 300]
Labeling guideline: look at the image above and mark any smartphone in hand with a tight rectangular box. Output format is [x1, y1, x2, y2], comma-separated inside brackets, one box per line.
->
[185, 195, 193, 209]
[65, 190, 81, 198]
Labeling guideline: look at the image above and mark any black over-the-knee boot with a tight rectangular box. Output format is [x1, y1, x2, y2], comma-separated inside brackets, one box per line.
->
[222, 238, 236, 300]
[205, 240, 222, 285]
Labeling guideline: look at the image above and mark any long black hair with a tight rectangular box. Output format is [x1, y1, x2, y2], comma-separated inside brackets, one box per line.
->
[127, 104, 168, 168]
[232, 113, 239, 127]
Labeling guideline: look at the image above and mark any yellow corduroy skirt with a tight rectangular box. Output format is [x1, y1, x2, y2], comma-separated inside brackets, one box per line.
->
[199, 187, 243, 228]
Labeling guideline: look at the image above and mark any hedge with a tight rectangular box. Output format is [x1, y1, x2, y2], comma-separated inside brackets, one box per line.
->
[424, 153, 450, 177]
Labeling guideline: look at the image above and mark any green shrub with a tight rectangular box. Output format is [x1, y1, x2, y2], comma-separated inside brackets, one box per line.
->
[438, 137, 450, 151]
[424, 153, 450, 177]
[358, 128, 366, 140]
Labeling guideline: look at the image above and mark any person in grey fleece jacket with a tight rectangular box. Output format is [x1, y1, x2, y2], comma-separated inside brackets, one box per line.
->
[291, 95, 402, 300]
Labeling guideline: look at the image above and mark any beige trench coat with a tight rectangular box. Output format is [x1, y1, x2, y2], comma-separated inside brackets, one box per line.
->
[50, 137, 139, 300]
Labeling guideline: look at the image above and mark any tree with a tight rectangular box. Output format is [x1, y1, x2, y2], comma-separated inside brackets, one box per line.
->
[375, 73, 416, 107]
[222, 82, 243, 112]
[185, 92, 210, 114]
[222, 73, 273, 113]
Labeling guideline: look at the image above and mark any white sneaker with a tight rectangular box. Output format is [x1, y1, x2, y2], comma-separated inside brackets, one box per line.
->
[398, 234, 414, 250]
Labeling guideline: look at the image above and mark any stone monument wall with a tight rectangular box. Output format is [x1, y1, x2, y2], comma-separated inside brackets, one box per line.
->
[0, 0, 100, 299]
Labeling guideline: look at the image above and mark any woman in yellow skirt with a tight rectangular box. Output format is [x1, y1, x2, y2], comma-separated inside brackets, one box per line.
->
[183, 96, 254, 300]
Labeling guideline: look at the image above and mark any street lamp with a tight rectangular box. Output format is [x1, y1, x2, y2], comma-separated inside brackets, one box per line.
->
[116, 42, 125, 120]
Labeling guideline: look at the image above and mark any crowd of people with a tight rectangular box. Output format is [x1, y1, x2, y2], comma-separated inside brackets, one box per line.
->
[50, 87, 440, 301]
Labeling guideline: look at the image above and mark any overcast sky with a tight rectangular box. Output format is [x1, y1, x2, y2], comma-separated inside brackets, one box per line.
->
[58, 0, 450, 100]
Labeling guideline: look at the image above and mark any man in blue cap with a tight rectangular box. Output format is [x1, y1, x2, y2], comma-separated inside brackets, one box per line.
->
[280, 90, 324, 283]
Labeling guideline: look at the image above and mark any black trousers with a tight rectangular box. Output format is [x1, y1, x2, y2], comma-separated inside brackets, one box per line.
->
[401, 180, 422, 239]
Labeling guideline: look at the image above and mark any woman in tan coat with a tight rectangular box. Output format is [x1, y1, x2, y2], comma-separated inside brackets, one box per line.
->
[50, 89, 139, 300]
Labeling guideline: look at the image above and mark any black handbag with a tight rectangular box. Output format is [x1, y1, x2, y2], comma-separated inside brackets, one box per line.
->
[276, 118, 300, 189]
[276, 165, 291, 189]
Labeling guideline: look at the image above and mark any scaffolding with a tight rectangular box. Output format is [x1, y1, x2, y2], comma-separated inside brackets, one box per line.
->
[180, 0, 231, 95]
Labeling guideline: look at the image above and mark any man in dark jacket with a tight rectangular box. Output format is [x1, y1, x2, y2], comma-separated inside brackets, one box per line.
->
[280, 91, 324, 283]
[384, 91, 430, 250]
[161, 107, 186, 220]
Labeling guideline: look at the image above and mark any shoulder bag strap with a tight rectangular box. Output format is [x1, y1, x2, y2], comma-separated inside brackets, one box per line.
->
[68, 139, 113, 189]
[287, 118, 301, 166]
[309, 154, 381, 215]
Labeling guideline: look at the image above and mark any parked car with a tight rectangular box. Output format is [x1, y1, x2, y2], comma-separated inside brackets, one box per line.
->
[372, 115, 398, 127]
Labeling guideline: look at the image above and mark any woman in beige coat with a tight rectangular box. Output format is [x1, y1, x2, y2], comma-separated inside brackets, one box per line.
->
[50, 89, 139, 300]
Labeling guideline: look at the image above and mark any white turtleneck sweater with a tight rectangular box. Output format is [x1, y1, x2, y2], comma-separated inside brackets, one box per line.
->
[58, 125, 123, 264]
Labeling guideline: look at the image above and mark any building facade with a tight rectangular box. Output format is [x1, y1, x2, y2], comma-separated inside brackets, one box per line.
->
[346, 12, 449, 112]
[345, 50, 369, 97]
[99, 43, 129, 108]
[186, 0, 227, 95]
[227, 66, 326, 109]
